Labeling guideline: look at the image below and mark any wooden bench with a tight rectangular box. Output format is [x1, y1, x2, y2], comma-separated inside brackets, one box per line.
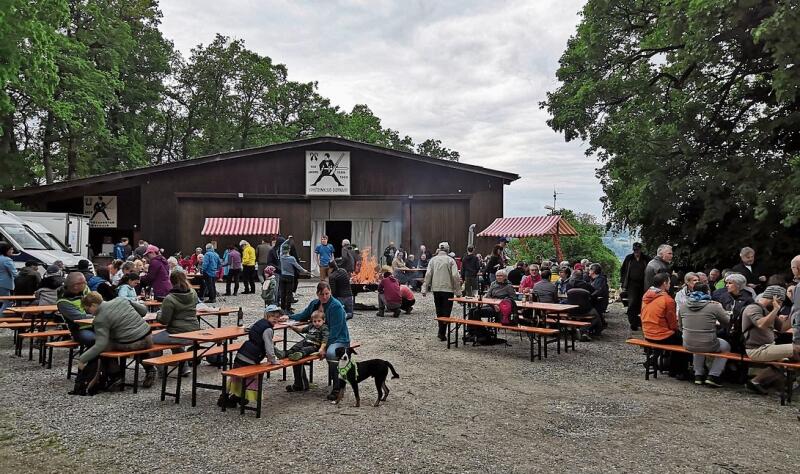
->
[17, 329, 71, 362]
[543, 318, 592, 352]
[626, 338, 800, 405]
[435, 317, 559, 361]
[221, 342, 361, 418]
[100, 343, 184, 394]
[44, 340, 83, 377]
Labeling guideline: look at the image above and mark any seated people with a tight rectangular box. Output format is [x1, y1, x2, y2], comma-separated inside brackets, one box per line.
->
[712, 273, 753, 353]
[679, 283, 730, 387]
[57, 272, 93, 347]
[116, 273, 140, 301]
[377, 267, 403, 317]
[14, 261, 42, 296]
[466, 269, 517, 335]
[556, 267, 572, 302]
[88, 267, 116, 301]
[507, 262, 526, 286]
[284, 309, 329, 392]
[220, 305, 281, 408]
[153, 271, 200, 372]
[565, 287, 603, 341]
[399, 284, 415, 314]
[519, 264, 541, 294]
[35, 265, 64, 306]
[674, 272, 699, 318]
[642, 273, 690, 380]
[533, 269, 557, 303]
[589, 263, 609, 316]
[75, 291, 156, 392]
[742, 286, 799, 395]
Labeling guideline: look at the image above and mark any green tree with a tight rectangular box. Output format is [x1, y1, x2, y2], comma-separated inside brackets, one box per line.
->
[509, 210, 621, 287]
[543, 0, 800, 273]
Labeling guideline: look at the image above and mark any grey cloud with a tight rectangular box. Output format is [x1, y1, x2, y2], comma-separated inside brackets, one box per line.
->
[160, 0, 602, 218]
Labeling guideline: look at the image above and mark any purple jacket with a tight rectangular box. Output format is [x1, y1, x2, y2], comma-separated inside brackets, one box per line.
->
[141, 255, 173, 298]
[228, 250, 242, 270]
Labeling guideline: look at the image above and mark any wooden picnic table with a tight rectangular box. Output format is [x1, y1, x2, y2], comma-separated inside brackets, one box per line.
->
[196, 307, 240, 328]
[172, 321, 299, 407]
[0, 295, 36, 302]
[450, 296, 577, 313]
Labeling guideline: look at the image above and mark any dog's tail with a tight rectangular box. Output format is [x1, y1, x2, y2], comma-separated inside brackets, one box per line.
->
[386, 362, 400, 379]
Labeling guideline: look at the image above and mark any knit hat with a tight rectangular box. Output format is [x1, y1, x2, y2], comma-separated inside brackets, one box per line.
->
[45, 264, 60, 275]
[77, 260, 90, 270]
[757, 285, 786, 302]
[145, 244, 160, 255]
[263, 265, 275, 277]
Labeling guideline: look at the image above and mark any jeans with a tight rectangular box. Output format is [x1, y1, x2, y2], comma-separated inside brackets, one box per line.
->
[203, 275, 217, 302]
[692, 338, 730, 377]
[280, 276, 295, 311]
[433, 291, 455, 337]
[0, 288, 11, 313]
[75, 329, 96, 347]
[152, 330, 191, 354]
[378, 294, 401, 312]
[226, 268, 241, 295]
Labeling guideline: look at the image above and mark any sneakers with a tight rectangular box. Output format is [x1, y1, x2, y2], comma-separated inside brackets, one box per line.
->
[704, 375, 722, 388]
[694, 375, 705, 386]
[288, 352, 304, 361]
[142, 371, 155, 388]
[746, 380, 768, 395]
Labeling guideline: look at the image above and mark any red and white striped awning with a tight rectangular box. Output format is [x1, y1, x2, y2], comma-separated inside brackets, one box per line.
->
[477, 216, 578, 238]
[201, 217, 280, 236]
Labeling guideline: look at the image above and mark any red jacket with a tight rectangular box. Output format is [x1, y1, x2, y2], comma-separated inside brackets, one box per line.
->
[378, 275, 402, 306]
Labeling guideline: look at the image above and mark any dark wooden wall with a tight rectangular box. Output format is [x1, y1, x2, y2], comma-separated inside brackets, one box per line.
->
[15, 144, 508, 260]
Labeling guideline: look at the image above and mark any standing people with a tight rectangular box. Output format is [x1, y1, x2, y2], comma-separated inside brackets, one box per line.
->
[731, 246, 767, 292]
[133, 240, 149, 259]
[485, 245, 504, 284]
[280, 246, 309, 312]
[201, 244, 221, 303]
[328, 260, 353, 319]
[383, 241, 397, 266]
[340, 239, 355, 273]
[256, 238, 272, 283]
[620, 242, 650, 331]
[240, 240, 257, 294]
[644, 244, 673, 290]
[260, 266, 278, 307]
[0, 243, 18, 313]
[422, 242, 462, 341]
[114, 237, 132, 260]
[141, 245, 172, 300]
[315, 235, 335, 281]
[461, 246, 480, 297]
[224, 244, 242, 296]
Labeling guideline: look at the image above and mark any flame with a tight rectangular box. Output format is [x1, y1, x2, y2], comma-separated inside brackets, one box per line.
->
[351, 247, 379, 284]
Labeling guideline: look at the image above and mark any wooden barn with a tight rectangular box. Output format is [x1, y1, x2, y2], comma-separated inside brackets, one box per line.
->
[2, 137, 518, 271]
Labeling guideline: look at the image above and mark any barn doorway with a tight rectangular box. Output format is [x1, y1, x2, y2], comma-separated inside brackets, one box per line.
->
[325, 220, 352, 258]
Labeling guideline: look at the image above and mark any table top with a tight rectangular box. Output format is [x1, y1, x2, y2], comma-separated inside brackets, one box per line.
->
[450, 296, 577, 312]
[196, 307, 238, 316]
[9, 305, 59, 314]
[0, 295, 36, 301]
[171, 326, 246, 342]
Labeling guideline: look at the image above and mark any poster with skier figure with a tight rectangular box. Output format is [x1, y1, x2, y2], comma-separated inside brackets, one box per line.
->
[83, 195, 117, 228]
[306, 151, 350, 195]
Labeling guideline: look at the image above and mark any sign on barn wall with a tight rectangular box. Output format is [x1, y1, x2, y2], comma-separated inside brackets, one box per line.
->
[83, 195, 117, 228]
[305, 151, 350, 195]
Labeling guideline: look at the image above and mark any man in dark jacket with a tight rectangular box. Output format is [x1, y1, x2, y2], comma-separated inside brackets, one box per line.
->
[340, 239, 355, 273]
[114, 237, 132, 260]
[383, 242, 396, 266]
[14, 261, 42, 296]
[328, 261, 353, 319]
[620, 242, 650, 330]
[589, 263, 610, 317]
[507, 261, 526, 286]
[731, 246, 766, 292]
[460, 246, 480, 296]
[644, 244, 672, 290]
[256, 238, 272, 283]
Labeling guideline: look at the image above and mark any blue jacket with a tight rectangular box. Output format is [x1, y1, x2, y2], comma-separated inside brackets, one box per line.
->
[291, 297, 350, 345]
[202, 249, 222, 277]
[0, 255, 18, 290]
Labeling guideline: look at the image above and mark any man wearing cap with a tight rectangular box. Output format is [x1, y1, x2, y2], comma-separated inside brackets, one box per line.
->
[742, 285, 799, 394]
[621, 242, 650, 331]
[141, 245, 172, 300]
[423, 242, 462, 341]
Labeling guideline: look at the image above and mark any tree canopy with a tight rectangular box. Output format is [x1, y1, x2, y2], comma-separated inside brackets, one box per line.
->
[543, 0, 800, 273]
[509, 210, 621, 287]
[0, 1, 459, 190]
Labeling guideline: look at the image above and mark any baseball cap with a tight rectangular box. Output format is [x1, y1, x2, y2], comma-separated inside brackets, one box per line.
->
[265, 304, 282, 314]
[633, 242, 642, 249]
[145, 244, 160, 255]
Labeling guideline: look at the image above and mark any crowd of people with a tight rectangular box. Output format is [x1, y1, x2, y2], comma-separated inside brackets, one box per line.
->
[621, 244, 800, 394]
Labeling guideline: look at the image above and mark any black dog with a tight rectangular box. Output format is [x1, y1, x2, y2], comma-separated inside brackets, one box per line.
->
[334, 347, 399, 407]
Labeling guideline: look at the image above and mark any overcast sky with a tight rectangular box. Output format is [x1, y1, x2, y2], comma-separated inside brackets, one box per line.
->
[159, 0, 602, 218]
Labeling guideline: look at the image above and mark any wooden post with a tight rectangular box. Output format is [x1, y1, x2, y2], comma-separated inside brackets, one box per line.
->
[552, 219, 563, 262]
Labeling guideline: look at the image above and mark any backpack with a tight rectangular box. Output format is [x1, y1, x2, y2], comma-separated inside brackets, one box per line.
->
[497, 297, 518, 326]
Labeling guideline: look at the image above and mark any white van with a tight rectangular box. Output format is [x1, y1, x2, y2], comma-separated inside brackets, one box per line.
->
[0, 210, 92, 273]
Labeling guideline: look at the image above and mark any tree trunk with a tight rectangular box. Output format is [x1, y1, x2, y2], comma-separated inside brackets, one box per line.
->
[0, 113, 17, 156]
[42, 112, 55, 184]
[66, 128, 78, 180]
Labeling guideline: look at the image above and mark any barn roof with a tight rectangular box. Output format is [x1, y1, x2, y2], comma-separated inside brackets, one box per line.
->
[1, 136, 519, 198]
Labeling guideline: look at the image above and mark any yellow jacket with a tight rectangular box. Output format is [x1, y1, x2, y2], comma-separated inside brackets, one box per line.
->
[242, 245, 256, 266]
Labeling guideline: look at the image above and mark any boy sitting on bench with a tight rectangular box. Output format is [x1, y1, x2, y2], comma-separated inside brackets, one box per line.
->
[281, 309, 329, 392]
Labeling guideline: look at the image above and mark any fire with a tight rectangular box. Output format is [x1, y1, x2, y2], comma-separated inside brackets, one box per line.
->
[351, 247, 379, 284]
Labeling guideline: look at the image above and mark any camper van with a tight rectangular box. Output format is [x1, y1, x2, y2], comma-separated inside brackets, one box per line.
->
[0, 210, 92, 273]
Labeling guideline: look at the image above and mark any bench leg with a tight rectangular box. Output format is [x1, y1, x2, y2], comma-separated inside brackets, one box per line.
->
[256, 374, 264, 419]
[537, 335, 542, 361]
[239, 377, 247, 415]
[132, 357, 140, 394]
[446, 322, 451, 348]
[67, 347, 75, 379]
[221, 372, 228, 412]
[160, 365, 169, 401]
[119, 357, 127, 391]
[175, 363, 184, 404]
[47, 345, 54, 369]
[309, 360, 314, 384]
[529, 335, 534, 362]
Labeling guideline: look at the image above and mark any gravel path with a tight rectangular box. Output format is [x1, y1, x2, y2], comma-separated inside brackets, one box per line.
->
[1, 281, 798, 473]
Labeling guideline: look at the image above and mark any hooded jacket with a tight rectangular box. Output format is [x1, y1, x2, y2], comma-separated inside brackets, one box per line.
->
[157, 288, 200, 334]
[679, 298, 730, 352]
[141, 255, 172, 298]
[641, 288, 678, 341]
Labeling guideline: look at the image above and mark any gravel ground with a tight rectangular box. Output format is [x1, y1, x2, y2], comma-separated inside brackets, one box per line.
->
[1, 280, 798, 473]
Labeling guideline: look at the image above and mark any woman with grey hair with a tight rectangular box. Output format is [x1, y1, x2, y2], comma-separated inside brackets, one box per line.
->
[711, 273, 753, 353]
[674, 272, 699, 318]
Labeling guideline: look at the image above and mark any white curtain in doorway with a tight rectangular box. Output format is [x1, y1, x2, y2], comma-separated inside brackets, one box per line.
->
[310, 219, 325, 276]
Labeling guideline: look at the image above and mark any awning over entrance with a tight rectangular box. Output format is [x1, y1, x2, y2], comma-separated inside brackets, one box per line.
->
[477, 216, 578, 238]
[201, 217, 280, 236]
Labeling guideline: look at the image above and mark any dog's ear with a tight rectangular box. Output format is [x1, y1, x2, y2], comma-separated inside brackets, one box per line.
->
[348, 347, 358, 356]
